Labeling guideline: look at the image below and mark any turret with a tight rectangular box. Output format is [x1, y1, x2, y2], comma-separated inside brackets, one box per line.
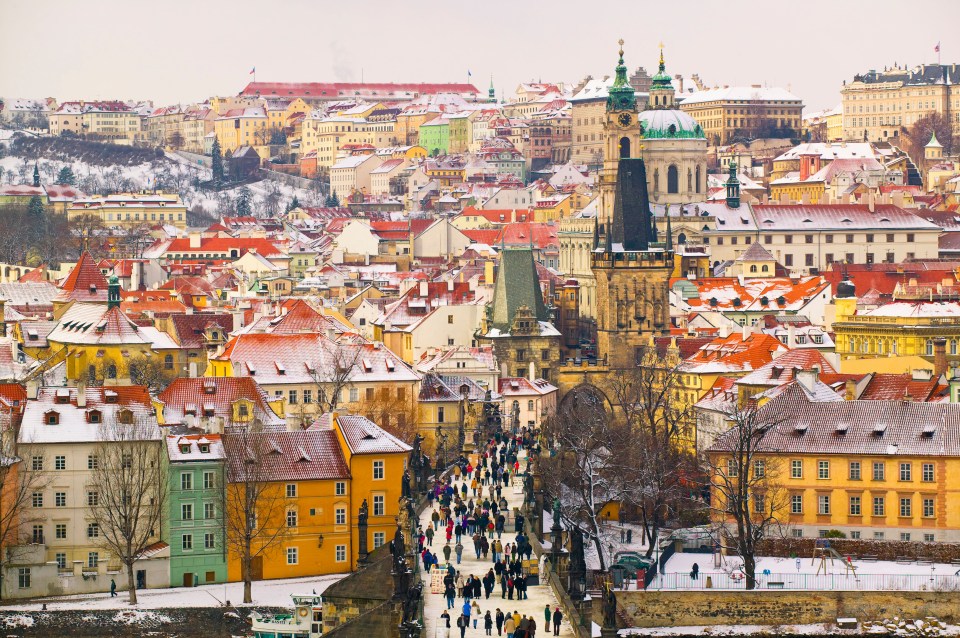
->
[107, 274, 121, 310]
[725, 160, 741, 209]
[606, 39, 637, 113]
[648, 44, 676, 109]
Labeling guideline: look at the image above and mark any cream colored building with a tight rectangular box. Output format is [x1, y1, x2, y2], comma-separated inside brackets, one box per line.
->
[558, 208, 598, 318]
[330, 153, 384, 197]
[841, 64, 960, 142]
[677, 85, 803, 145]
[300, 116, 399, 169]
[49, 101, 146, 144]
[68, 192, 187, 230]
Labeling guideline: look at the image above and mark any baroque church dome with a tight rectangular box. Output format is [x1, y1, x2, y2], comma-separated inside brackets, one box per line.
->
[638, 109, 704, 139]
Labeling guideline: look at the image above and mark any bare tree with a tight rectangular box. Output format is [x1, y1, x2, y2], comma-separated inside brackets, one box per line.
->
[308, 339, 364, 414]
[607, 348, 700, 555]
[87, 413, 167, 604]
[540, 387, 629, 571]
[900, 111, 955, 167]
[706, 403, 787, 590]
[222, 416, 291, 603]
[0, 421, 51, 600]
[168, 132, 185, 151]
[127, 353, 177, 393]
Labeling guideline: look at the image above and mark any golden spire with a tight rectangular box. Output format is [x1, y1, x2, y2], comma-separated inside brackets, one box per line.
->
[658, 42, 665, 67]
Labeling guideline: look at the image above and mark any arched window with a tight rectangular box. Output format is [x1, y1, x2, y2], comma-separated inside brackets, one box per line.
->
[696, 165, 702, 193]
[750, 265, 757, 273]
[164, 354, 173, 370]
[687, 168, 693, 192]
[619, 136, 630, 159]
[678, 232, 687, 244]
[106, 364, 117, 379]
[761, 265, 769, 272]
[667, 165, 679, 194]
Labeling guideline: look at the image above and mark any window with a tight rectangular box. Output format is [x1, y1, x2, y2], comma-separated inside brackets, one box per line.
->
[31, 456, 43, 471]
[872, 496, 885, 516]
[182, 503, 193, 521]
[791, 460, 802, 478]
[922, 463, 934, 482]
[805, 235, 814, 244]
[55, 492, 66, 507]
[55, 524, 67, 539]
[286, 484, 297, 498]
[286, 510, 298, 528]
[205, 533, 215, 549]
[791, 494, 802, 514]
[850, 531, 861, 539]
[349, 388, 359, 402]
[56, 553, 66, 569]
[204, 503, 216, 520]
[203, 471, 216, 489]
[287, 547, 298, 565]
[792, 529, 803, 538]
[437, 407, 445, 423]
[288, 390, 298, 405]
[784, 235, 793, 244]
[335, 545, 347, 562]
[846, 234, 854, 243]
[374, 494, 385, 516]
[726, 459, 738, 477]
[87, 491, 99, 506]
[818, 495, 831, 515]
[899, 463, 912, 481]
[849, 496, 861, 516]
[825, 235, 834, 244]
[899, 497, 912, 517]
[87, 522, 99, 538]
[872, 462, 885, 481]
[335, 482, 346, 496]
[55, 455, 66, 471]
[849, 462, 861, 480]
[923, 497, 935, 518]
[373, 531, 385, 548]
[373, 460, 384, 480]
[784, 254, 793, 267]
[873, 532, 885, 540]
[900, 533, 911, 542]
[866, 234, 874, 243]
[924, 533, 935, 542]
[87, 454, 99, 469]
[181, 473, 193, 491]
[32, 492, 42, 508]
[753, 460, 765, 478]
[182, 534, 193, 551]
[817, 460, 829, 479]
[303, 390, 312, 404]
[336, 507, 346, 525]
[18, 568, 30, 589]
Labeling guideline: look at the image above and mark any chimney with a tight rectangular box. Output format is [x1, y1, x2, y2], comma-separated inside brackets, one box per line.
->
[26, 379, 39, 400]
[529, 361, 536, 383]
[447, 279, 454, 292]
[419, 281, 429, 297]
[844, 379, 857, 401]
[796, 368, 818, 392]
[189, 233, 202, 249]
[76, 378, 86, 408]
[934, 337, 948, 378]
[867, 192, 876, 213]
[718, 324, 730, 338]
[741, 324, 751, 340]
[787, 324, 795, 347]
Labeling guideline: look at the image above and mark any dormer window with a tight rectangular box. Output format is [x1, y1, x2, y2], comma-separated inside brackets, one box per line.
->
[118, 409, 133, 425]
[180, 444, 191, 454]
[105, 391, 118, 404]
[45, 411, 60, 425]
[88, 410, 102, 424]
[199, 444, 210, 453]
[89, 285, 97, 294]
[55, 389, 70, 404]
[203, 382, 216, 395]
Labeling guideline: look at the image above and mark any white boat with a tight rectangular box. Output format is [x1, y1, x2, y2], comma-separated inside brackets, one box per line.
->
[250, 594, 323, 638]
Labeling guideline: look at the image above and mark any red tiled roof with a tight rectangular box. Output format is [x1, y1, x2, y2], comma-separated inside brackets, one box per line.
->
[158, 377, 283, 427]
[821, 262, 960, 297]
[169, 313, 234, 349]
[857, 374, 946, 402]
[736, 349, 838, 387]
[18, 266, 48, 283]
[245, 299, 352, 335]
[241, 82, 479, 99]
[462, 229, 501, 245]
[224, 429, 350, 482]
[498, 222, 559, 249]
[685, 332, 788, 373]
[163, 237, 285, 258]
[56, 252, 109, 302]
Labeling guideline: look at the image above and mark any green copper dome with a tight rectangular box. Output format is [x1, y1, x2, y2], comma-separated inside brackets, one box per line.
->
[607, 39, 637, 112]
[638, 109, 704, 139]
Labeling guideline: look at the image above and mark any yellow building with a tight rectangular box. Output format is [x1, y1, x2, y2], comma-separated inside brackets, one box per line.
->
[709, 383, 960, 541]
[67, 192, 187, 230]
[300, 116, 399, 169]
[841, 64, 960, 143]
[678, 85, 803, 145]
[214, 107, 269, 153]
[225, 414, 411, 581]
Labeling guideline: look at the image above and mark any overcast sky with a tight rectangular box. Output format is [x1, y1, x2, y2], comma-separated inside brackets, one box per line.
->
[1, 0, 956, 113]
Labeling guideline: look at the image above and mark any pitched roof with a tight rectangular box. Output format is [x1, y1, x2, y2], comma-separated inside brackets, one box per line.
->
[684, 332, 788, 373]
[158, 377, 283, 428]
[735, 349, 838, 388]
[488, 248, 550, 331]
[323, 413, 412, 455]
[224, 429, 350, 482]
[166, 433, 226, 462]
[55, 252, 109, 303]
[735, 242, 776, 262]
[18, 385, 158, 444]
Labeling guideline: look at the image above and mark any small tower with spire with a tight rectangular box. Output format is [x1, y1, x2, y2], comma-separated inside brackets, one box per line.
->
[725, 160, 741, 209]
[648, 43, 676, 109]
[488, 76, 496, 104]
[925, 130, 944, 162]
[33, 163, 40, 188]
[606, 39, 637, 113]
[107, 274, 121, 310]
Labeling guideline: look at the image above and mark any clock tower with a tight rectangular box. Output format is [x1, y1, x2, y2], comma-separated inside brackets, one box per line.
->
[598, 40, 641, 247]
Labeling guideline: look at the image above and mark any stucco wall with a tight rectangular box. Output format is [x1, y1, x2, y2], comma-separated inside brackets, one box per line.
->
[614, 590, 960, 628]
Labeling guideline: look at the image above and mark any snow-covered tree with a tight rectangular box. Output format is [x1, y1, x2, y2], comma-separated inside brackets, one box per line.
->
[235, 186, 253, 217]
[56, 166, 77, 185]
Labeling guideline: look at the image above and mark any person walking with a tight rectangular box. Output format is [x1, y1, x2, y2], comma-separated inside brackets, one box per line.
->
[426, 525, 435, 546]
[504, 613, 516, 638]
[484, 610, 494, 635]
[528, 616, 537, 638]
[496, 608, 505, 636]
[441, 610, 451, 638]
[506, 575, 514, 600]
[445, 582, 457, 609]
[543, 605, 551, 627]
[472, 600, 481, 629]
[110, 578, 117, 597]
[457, 613, 468, 638]
[552, 607, 563, 636]
[432, 508, 441, 530]
[443, 542, 452, 564]
[455, 540, 464, 565]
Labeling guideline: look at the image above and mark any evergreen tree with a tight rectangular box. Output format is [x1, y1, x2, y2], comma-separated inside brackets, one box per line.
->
[211, 137, 225, 188]
[28, 195, 47, 241]
[56, 166, 77, 186]
[33, 163, 40, 187]
[325, 190, 340, 207]
[235, 187, 253, 217]
[285, 196, 301, 213]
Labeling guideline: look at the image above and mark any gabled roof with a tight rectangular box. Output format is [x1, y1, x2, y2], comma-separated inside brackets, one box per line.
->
[55, 252, 109, 303]
[47, 304, 152, 346]
[158, 377, 283, 428]
[242, 299, 353, 336]
[19, 385, 158, 444]
[322, 413, 412, 455]
[224, 429, 350, 482]
[735, 242, 776, 262]
[166, 433, 226, 462]
[736, 349, 837, 388]
[684, 332, 788, 374]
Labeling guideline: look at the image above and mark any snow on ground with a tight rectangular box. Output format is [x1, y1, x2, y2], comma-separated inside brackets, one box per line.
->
[622, 623, 960, 636]
[1, 574, 346, 611]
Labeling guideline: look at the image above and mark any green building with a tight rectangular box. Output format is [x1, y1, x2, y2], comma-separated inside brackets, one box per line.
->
[165, 434, 227, 588]
[418, 117, 450, 156]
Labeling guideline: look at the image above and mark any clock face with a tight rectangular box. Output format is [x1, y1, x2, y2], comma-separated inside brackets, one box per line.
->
[618, 113, 632, 127]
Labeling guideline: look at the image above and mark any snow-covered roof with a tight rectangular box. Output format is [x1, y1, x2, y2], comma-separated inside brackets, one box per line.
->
[679, 86, 802, 105]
